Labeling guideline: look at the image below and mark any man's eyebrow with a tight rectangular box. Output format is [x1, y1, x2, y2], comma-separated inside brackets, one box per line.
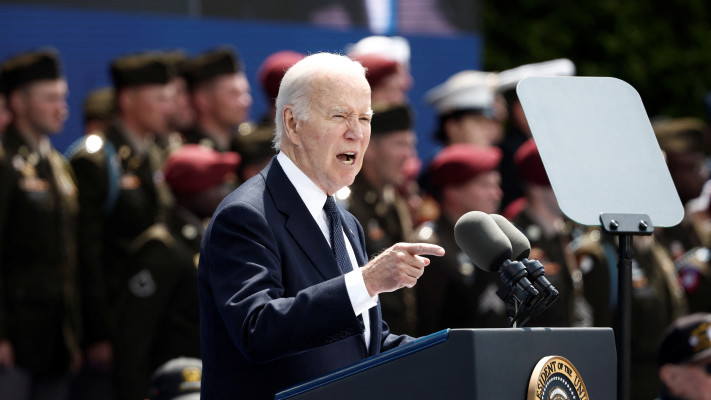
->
[364, 109, 374, 117]
[329, 106, 350, 114]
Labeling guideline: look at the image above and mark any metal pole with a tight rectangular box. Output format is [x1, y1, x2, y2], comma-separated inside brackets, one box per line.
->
[616, 234, 632, 400]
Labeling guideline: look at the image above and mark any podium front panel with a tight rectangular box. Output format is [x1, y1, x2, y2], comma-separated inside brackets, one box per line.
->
[275, 328, 616, 399]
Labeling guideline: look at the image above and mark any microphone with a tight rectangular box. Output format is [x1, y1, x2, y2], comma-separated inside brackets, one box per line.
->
[454, 211, 539, 324]
[489, 214, 559, 323]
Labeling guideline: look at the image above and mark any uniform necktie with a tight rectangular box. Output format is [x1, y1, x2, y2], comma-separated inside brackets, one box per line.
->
[324, 196, 353, 274]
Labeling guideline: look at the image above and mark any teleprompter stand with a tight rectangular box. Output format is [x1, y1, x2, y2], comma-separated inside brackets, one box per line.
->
[600, 213, 654, 400]
[517, 77, 684, 400]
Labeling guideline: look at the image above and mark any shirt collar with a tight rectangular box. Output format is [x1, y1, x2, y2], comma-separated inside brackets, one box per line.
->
[277, 152, 328, 222]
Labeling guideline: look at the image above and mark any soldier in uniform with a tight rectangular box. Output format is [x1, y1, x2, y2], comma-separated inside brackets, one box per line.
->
[508, 138, 608, 328]
[68, 52, 176, 390]
[0, 49, 80, 400]
[656, 313, 711, 400]
[495, 59, 576, 211]
[113, 145, 238, 400]
[347, 104, 418, 335]
[415, 144, 509, 334]
[182, 47, 252, 153]
[232, 50, 303, 182]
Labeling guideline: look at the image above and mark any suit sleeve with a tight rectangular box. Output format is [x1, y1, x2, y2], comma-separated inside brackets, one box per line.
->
[202, 201, 363, 364]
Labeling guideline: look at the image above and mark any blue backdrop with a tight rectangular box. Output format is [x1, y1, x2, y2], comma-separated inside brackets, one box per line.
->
[0, 2, 483, 160]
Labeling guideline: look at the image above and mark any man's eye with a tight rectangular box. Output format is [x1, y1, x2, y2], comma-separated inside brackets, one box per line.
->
[332, 114, 345, 119]
[360, 117, 371, 123]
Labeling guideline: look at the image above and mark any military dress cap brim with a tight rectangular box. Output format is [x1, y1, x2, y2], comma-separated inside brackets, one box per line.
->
[110, 52, 176, 90]
[0, 48, 62, 96]
[346, 35, 411, 66]
[184, 46, 244, 89]
[430, 144, 502, 188]
[371, 104, 413, 135]
[652, 117, 708, 154]
[425, 70, 497, 116]
[497, 58, 576, 93]
[149, 357, 202, 400]
[658, 312, 711, 366]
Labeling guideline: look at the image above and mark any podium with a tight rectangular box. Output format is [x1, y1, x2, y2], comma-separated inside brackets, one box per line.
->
[275, 328, 616, 399]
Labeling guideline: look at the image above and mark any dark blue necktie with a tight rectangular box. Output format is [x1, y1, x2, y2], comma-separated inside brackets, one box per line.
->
[324, 196, 353, 274]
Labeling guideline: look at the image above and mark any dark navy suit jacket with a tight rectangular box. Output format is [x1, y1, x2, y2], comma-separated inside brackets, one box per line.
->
[198, 158, 412, 399]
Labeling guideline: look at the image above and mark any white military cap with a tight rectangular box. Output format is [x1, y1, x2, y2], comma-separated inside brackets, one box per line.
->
[346, 35, 411, 66]
[424, 70, 498, 116]
[497, 58, 575, 92]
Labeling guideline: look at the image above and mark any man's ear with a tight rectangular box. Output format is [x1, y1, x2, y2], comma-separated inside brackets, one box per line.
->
[659, 364, 680, 386]
[283, 106, 301, 147]
[9, 89, 26, 115]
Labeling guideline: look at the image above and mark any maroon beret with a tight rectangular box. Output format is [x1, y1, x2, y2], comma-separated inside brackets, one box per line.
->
[353, 54, 399, 89]
[164, 145, 240, 194]
[257, 50, 305, 106]
[430, 144, 502, 188]
[514, 138, 550, 187]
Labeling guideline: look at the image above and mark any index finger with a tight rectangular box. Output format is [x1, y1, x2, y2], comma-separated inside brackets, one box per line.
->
[397, 242, 445, 257]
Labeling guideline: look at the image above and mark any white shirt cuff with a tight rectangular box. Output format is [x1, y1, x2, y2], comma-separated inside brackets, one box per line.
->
[344, 267, 378, 317]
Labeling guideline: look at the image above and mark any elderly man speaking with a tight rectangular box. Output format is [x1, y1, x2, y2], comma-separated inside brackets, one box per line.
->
[198, 53, 445, 399]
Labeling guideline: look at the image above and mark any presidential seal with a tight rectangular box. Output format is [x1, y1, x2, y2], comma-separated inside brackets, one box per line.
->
[527, 356, 588, 400]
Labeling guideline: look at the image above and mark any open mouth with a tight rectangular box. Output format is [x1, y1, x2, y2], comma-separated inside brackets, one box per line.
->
[337, 152, 356, 165]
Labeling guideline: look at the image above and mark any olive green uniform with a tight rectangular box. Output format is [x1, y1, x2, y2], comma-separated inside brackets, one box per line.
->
[347, 174, 417, 335]
[0, 126, 80, 374]
[624, 236, 687, 400]
[113, 206, 202, 400]
[69, 122, 167, 346]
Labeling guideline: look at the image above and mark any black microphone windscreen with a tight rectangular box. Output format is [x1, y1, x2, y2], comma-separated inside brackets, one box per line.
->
[454, 211, 512, 272]
[490, 214, 531, 260]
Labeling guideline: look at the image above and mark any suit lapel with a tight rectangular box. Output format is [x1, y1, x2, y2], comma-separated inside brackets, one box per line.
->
[264, 159, 341, 281]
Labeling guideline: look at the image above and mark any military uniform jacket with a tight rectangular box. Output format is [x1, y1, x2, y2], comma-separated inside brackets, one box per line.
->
[70, 122, 164, 344]
[511, 209, 580, 327]
[415, 215, 507, 335]
[0, 126, 80, 373]
[347, 175, 417, 335]
[113, 206, 202, 400]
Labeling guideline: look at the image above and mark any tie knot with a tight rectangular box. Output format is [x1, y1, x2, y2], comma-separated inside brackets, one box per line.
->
[324, 196, 338, 216]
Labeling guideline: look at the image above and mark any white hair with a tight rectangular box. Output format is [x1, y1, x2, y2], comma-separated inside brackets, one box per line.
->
[272, 52, 367, 151]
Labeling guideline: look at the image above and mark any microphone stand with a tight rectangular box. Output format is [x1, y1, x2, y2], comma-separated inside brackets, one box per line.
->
[600, 213, 653, 400]
[495, 260, 540, 327]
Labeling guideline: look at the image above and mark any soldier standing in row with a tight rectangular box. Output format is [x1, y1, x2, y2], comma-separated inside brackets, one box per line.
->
[114, 145, 238, 400]
[347, 104, 418, 335]
[69, 52, 176, 395]
[182, 47, 252, 153]
[415, 144, 508, 334]
[0, 49, 80, 400]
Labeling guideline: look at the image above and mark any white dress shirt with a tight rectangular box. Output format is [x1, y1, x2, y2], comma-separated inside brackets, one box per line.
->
[277, 152, 378, 349]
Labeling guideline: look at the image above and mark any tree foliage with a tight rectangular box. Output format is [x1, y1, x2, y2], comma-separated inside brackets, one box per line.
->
[482, 0, 711, 119]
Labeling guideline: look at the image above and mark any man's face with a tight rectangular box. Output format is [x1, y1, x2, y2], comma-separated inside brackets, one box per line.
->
[371, 66, 412, 107]
[364, 130, 416, 187]
[208, 72, 252, 129]
[16, 79, 68, 135]
[168, 77, 195, 132]
[447, 113, 500, 147]
[123, 83, 174, 135]
[663, 360, 711, 400]
[449, 170, 503, 215]
[287, 72, 372, 195]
